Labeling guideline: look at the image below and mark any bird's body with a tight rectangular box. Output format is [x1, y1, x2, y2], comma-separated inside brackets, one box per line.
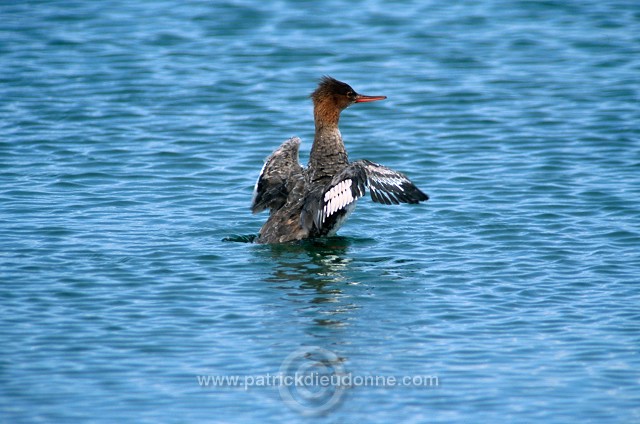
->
[251, 77, 428, 244]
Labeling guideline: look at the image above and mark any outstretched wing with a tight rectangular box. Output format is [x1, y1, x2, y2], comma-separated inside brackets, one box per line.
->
[360, 160, 429, 205]
[310, 159, 429, 229]
[251, 137, 303, 213]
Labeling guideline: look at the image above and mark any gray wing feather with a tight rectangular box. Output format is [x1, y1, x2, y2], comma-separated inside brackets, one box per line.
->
[361, 160, 428, 205]
[309, 159, 429, 229]
[251, 137, 303, 213]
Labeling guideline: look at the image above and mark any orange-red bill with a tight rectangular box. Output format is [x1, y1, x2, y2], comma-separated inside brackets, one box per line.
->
[354, 94, 387, 103]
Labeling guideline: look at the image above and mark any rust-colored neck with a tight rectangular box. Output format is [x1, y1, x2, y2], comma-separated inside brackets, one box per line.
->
[312, 96, 341, 131]
[308, 97, 348, 181]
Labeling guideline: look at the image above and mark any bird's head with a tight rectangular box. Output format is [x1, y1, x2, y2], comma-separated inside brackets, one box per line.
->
[310, 76, 386, 127]
[310, 76, 386, 111]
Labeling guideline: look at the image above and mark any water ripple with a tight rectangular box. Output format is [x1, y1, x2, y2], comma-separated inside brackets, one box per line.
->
[2, 0, 640, 422]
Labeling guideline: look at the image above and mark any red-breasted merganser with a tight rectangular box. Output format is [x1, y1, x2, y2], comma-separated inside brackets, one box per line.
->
[252, 76, 428, 244]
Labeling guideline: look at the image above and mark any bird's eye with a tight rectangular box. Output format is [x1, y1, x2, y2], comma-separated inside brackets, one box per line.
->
[346, 91, 354, 97]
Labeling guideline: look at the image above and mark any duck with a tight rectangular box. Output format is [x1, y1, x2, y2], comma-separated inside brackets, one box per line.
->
[251, 76, 428, 244]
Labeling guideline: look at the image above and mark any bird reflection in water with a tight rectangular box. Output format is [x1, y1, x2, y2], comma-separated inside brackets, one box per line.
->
[258, 236, 361, 328]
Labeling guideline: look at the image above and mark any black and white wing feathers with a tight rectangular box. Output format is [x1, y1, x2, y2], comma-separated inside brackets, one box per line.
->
[251, 137, 303, 214]
[312, 159, 428, 229]
[362, 160, 428, 205]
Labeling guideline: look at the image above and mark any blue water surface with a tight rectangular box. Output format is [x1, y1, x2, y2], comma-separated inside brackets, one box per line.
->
[1, 0, 640, 422]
